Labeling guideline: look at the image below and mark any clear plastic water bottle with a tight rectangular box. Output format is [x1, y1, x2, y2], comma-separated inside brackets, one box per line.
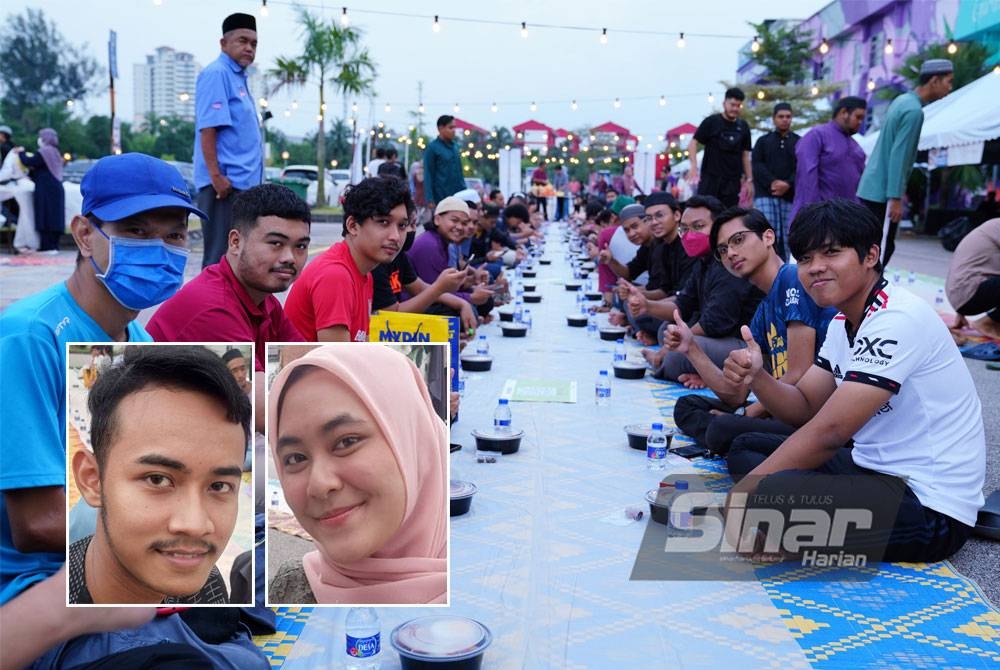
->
[513, 299, 523, 323]
[522, 308, 533, 332]
[935, 288, 944, 306]
[907, 271, 916, 285]
[587, 312, 598, 337]
[595, 370, 611, 406]
[345, 607, 381, 670]
[646, 422, 667, 470]
[614, 338, 626, 363]
[457, 372, 466, 397]
[493, 398, 512, 434]
[476, 335, 489, 357]
[576, 286, 585, 308]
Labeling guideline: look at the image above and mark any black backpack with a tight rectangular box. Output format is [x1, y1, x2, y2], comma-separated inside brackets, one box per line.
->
[938, 216, 971, 252]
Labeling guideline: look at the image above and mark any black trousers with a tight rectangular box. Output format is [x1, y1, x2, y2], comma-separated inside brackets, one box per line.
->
[957, 276, 1000, 323]
[673, 394, 796, 456]
[196, 186, 239, 269]
[726, 433, 973, 562]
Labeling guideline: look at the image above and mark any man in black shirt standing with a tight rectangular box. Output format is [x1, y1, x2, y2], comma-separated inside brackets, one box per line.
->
[751, 103, 799, 260]
[688, 88, 752, 208]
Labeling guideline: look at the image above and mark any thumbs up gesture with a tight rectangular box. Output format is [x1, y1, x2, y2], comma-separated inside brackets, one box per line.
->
[626, 283, 647, 317]
[615, 278, 633, 301]
[722, 325, 763, 386]
[663, 308, 693, 354]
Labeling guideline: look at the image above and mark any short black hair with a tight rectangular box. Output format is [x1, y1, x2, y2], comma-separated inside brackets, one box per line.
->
[684, 194, 725, 218]
[725, 87, 746, 101]
[584, 200, 605, 220]
[710, 207, 773, 255]
[221, 348, 246, 365]
[788, 198, 882, 271]
[503, 204, 530, 224]
[773, 102, 792, 115]
[489, 189, 502, 200]
[341, 177, 415, 236]
[436, 115, 454, 128]
[88, 345, 251, 472]
[594, 209, 613, 226]
[385, 147, 398, 159]
[482, 203, 500, 218]
[375, 147, 387, 159]
[231, 183, 311, 236]
[832, 96, 867, 118]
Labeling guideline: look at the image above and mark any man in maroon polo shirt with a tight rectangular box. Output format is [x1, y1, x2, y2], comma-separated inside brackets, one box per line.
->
[147, 183, 310, 368]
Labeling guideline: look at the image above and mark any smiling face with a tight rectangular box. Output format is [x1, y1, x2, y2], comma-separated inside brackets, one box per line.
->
[275, 368, 407, 564]
[435, 210, 471, 244]
[231, 215, 310, 303]
[796, 239, 880, 311]
[644, 204, 679, 241]
[620, 216, 651, 246]
[220, 28, 257, 68]
[84, 386, 244, 602]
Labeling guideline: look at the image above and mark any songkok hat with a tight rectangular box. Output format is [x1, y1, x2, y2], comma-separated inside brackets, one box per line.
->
[223, 13, 257, 34]
[643, 191, 678, 210]
[619, 204, 646, 221]
[435, 197, 470, 216]
[919, 59, 953, 76]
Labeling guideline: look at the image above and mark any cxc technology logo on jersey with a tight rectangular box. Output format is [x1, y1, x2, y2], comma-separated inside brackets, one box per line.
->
[629, 474, 903, 581]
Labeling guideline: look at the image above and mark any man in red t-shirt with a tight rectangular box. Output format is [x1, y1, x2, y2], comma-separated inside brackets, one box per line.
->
[284, 177, 415, 342]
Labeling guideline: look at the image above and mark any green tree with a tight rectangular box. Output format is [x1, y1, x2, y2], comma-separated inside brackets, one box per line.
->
[153, 117, 196, 161]
[748, 20, 814, 85]
[270, 7, 376, 206]
[724, 81, 846, 134]
[0, 9, 100, 125]
[895, 41, 991, 90]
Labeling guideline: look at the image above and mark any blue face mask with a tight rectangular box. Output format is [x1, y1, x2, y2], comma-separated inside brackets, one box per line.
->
[89, 227, 189, 310]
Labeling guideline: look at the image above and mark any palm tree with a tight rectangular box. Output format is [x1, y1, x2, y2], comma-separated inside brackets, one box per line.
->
[270, 7, 376, 206]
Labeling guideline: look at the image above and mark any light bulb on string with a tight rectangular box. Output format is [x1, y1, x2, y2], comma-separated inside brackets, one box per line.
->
[819, 38, 829, 54]
[751, 35, 760, 53]
[417, 103, 424, 114]
[291, 100, 299, 110]
[520, 22, 528, 39]
[530, 101, 537, 112]
[810, 84, 819, 96]
[756, 90, 765, 100]
[260, 0, 268, 18]
[884, 38, 894, 55]
[384, 103, 391, 113]
[613, 98, 621, 109]
[490, 101, 498, 112]
[453, 102, 460, 113]
[432, 15, 441, 33]
[570, 100, 578, 110]
[600, 28, 608, 45]
[677, 32, 685, 49]
[659, 95, 666, 106]
[340, 7, 349, 27]
[947, 40, 957, 54]
[707, 92, 715, 104]
[867, 78, 876, 91]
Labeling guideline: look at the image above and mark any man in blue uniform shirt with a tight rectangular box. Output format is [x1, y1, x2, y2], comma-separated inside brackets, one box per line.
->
[194, 12, 264, 269]
[0, 153, 202, 605]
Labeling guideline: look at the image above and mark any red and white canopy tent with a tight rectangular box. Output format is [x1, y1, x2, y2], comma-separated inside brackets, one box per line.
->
[452, 117, 490, 137]
[513, 119, 556, 154]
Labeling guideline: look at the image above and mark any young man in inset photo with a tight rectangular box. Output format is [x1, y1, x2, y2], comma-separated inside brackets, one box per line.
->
[69, 345, 252, 604]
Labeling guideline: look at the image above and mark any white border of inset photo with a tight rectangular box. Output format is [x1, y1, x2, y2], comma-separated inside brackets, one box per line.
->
[64, 341, 256, 607]
[264, 342, 451, 608]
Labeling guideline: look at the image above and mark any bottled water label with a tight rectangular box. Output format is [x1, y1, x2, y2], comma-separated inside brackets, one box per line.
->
[614, 352, 626, 362]
[494, 419, 511, 431]
[595, 386, 611, 405]
[347, 633, 380, 658]
[457, 375, 466, 396]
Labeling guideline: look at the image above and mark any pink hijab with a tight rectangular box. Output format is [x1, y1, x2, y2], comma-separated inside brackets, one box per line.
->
[269, 345, 448, 604]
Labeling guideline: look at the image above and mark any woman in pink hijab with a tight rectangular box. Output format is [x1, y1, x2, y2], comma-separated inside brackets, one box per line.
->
[16, 128, 64, 253]
[268, 344, 448, 604]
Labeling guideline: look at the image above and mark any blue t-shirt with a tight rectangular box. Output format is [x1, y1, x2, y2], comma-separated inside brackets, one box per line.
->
[749, 263, 836, 379]
[0, 283, 151, 604]
[193, 52, 263, 191]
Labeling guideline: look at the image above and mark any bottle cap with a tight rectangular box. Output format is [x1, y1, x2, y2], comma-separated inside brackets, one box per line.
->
[499, 398, 509, 405]
[652, 422, 663, 431]
[599, 370, 608, 376]
[617, 338, 624, 344]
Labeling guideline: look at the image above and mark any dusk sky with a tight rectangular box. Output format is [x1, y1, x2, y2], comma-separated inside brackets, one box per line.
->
[7, 0, 830, 142]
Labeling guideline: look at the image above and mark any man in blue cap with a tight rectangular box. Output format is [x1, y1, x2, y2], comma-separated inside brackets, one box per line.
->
[0, 152, 203, 607]
[194, 12, 263, 269]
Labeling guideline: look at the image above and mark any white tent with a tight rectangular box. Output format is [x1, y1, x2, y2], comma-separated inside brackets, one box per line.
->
[857, 70, 1000, 165]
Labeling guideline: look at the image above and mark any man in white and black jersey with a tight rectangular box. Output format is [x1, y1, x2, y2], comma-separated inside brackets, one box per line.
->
[722, 198, 985, 563]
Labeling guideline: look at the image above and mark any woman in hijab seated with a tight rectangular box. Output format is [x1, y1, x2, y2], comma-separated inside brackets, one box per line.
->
[268, 344, 448, 605]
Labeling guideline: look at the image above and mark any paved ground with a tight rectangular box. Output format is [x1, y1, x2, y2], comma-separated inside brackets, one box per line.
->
[1, 225, 997, 605]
